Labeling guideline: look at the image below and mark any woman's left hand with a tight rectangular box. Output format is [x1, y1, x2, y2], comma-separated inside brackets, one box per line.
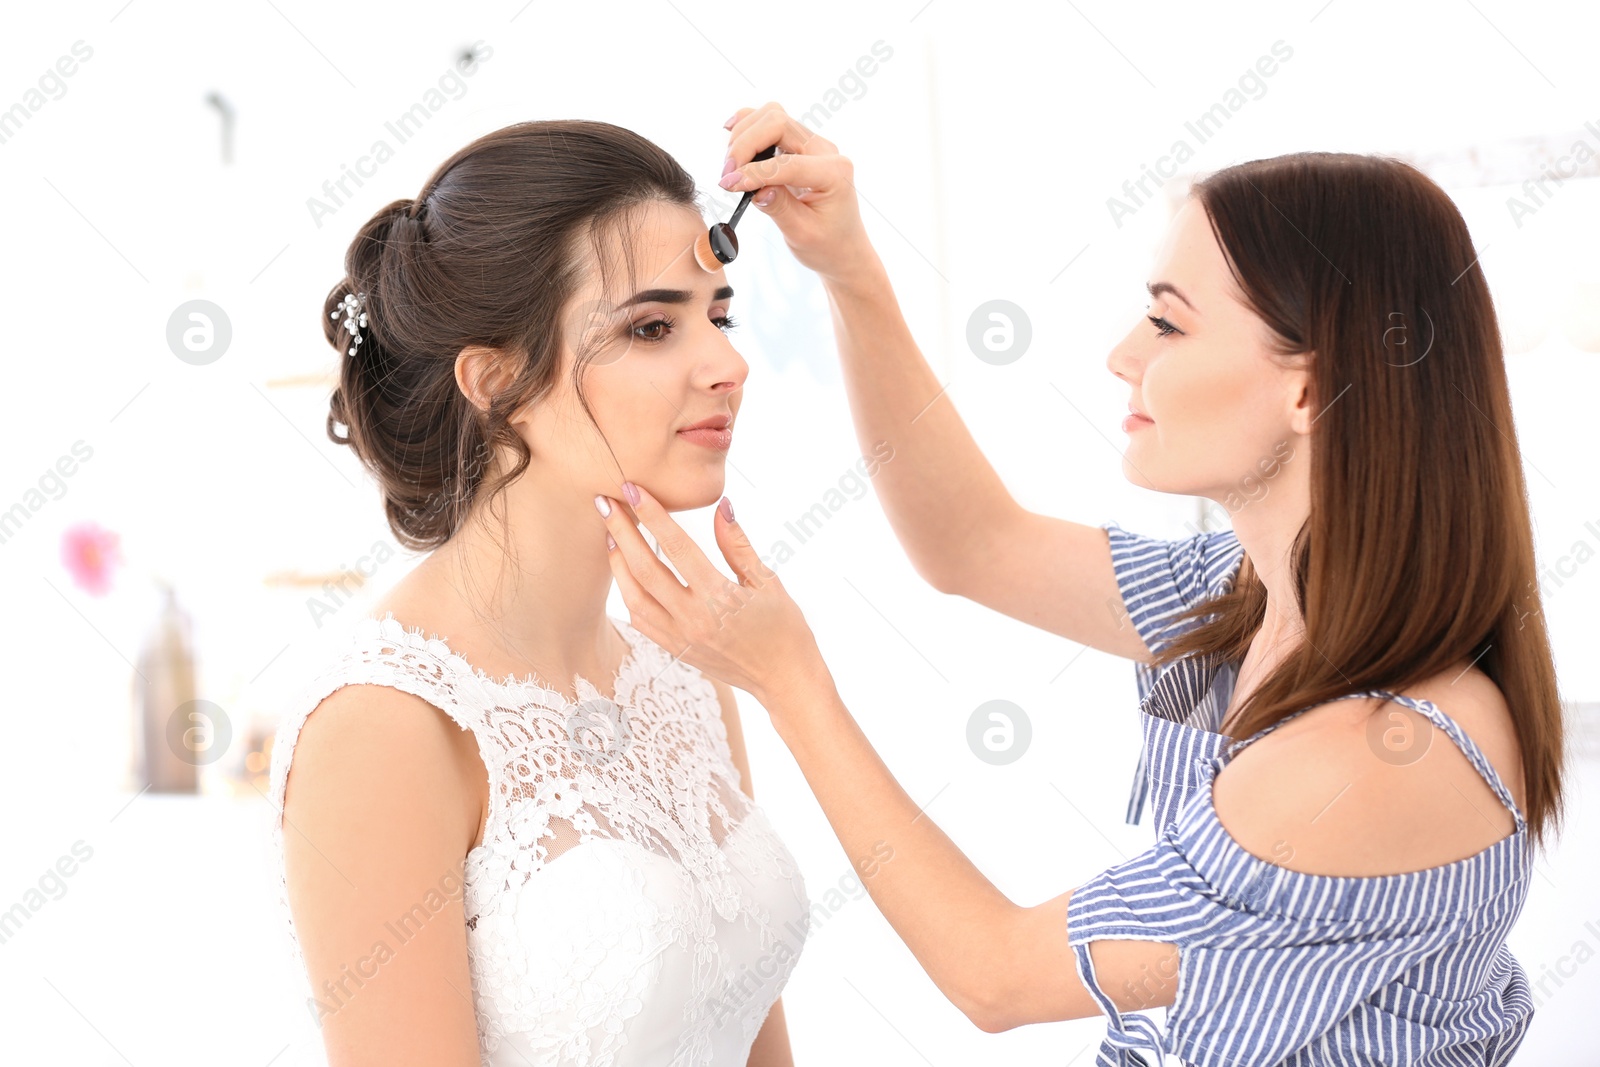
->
[595, 482, 829, 707]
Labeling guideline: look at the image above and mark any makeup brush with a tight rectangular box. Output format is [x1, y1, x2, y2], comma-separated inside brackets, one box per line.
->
[693, 144, 780, 272]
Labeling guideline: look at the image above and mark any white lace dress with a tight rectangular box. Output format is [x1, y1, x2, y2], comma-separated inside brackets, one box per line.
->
[266, 612, 810, 1066]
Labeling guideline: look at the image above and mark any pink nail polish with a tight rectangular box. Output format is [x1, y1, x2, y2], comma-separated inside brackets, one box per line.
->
[718, 496, 734, 522]
[721, 155, 737, 177]
[622, 482, 641, 506]
[723, 113, 740, 130]
[718, 169, 743, 190]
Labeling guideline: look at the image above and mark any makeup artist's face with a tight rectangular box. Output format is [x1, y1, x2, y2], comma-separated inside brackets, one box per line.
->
[1105, 197, 1312, 510]
[522, 199, 747, 512]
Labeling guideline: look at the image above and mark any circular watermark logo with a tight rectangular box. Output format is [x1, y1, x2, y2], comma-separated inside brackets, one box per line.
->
[563, 297, 633, 368]
[566, 697, 632, 766]
[166, 300, 233, 366]
[167, 699, 232, 766]
[966, 299, 1032, 366]
[966, 699, 1031, 765]
[1365, 702, 1433, 766]
[1380, 308, 1434, 368]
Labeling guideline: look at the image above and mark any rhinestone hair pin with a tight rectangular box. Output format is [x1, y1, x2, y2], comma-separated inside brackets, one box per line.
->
[332, 291, 368, 357]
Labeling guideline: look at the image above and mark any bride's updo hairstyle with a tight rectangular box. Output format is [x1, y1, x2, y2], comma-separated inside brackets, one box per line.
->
[322, 120, 700, 552]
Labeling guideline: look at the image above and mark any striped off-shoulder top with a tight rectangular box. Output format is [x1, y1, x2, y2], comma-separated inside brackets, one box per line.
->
[1064, 522, 1535, 1066]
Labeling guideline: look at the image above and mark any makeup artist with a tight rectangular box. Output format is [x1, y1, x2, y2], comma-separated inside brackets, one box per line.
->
[591, 102, 1559, 1065]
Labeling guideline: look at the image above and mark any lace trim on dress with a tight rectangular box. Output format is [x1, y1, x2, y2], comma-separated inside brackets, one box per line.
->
[266, 613, 806, 1064]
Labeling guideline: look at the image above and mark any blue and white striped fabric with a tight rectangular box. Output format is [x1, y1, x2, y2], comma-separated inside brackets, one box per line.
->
[1067, 522, 1535, 1066]
[1102, 521, 1246, 826]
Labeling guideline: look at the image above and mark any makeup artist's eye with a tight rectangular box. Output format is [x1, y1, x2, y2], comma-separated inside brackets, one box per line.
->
[631, 314, 740, 343]
[1147, 314, 1180, 337]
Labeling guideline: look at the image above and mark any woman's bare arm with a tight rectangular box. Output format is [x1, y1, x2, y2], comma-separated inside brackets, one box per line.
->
[748, 668, 1514, 1033]
[721, 103, 1147, 662]
[822, 264, 1150, 662]
[754, 662, 1175, 1031]
[816, 253, 1010, 592]
[281, 684, 487, 1066]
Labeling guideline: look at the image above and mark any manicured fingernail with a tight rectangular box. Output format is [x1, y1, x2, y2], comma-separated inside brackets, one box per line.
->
[622, 481, 641, 506]
[721, 155, 737, 177]
[606, 532, 616, 550]
[718, 496, 734, 522]
[719, 169, 744, 190]
[594, 494, 611, 518]
[754, 188, 776, 207]
[723, 113, 739, 130]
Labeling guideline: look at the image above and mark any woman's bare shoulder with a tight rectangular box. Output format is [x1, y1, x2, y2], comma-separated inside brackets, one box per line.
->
[1211, 663, 1520, 879]
[280, 683, 486, 1055]
[286, 682, 487, 857]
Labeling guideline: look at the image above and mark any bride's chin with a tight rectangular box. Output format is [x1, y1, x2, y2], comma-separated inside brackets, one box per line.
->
[626, 474, 728, 514]
[669, 488, 730, 514]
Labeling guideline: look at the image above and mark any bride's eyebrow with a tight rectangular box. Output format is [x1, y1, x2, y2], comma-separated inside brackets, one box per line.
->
[619, 285, 735, 308]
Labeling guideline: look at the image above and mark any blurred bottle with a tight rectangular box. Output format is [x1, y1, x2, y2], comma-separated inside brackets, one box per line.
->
[136, 581, 198, 793]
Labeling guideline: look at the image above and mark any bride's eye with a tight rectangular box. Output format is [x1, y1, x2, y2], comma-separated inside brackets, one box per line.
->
[633, 316, 675, 343]
[631, 313, 740, 343]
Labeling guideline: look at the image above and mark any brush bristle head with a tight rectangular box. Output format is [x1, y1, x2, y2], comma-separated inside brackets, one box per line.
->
[693, 229, 722, 273]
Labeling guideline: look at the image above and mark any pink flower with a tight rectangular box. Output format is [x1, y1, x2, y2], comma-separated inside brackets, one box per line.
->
[61, 521, 122, 596]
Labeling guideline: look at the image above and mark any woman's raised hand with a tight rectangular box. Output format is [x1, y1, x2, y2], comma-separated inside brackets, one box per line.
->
[721, 102, 879, 288]
[596, 482, 831, 710]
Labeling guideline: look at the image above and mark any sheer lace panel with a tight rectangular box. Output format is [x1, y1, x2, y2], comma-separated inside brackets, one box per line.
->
[267, 613, 809, 1065]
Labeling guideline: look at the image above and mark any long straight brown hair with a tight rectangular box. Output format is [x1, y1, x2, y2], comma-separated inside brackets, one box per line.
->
[1150, 152, 1565, 844]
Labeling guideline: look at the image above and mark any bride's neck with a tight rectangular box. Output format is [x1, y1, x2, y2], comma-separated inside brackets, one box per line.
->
[420, 479, 626, 685]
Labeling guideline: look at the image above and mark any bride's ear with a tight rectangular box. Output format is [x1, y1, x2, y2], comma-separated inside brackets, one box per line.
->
[455, 344, 519, 415]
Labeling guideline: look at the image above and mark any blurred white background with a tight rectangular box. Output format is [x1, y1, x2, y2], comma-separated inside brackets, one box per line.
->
[1, 0, 1597, 1063]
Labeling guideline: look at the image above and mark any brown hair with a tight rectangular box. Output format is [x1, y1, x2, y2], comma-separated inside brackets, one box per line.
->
[1150, 151, 1565, 843]
[322, 120, 700, 552]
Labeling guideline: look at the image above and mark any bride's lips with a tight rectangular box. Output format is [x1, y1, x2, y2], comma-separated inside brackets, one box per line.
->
[1123, 401, 1153, 433]
[676, 414, 733, 451]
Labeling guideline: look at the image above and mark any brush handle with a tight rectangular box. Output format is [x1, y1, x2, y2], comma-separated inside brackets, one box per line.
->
[726, 144, 780, 230]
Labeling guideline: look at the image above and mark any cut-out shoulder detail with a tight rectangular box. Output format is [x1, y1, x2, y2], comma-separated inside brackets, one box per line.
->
[266, 613, 809, 1065]
[1067, 686, 1535, 1066]
[1081, 523, 1536, 1065]
[1401, 663, 1526, 814]
[1212, 694, 1519, 878]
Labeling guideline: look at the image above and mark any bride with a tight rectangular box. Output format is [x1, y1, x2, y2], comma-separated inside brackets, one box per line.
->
[266, 120, 810, 1066]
